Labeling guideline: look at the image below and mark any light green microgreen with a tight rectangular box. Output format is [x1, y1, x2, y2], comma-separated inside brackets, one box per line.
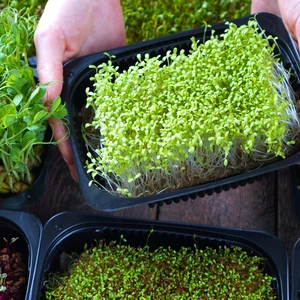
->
[84, 19, 300, 198]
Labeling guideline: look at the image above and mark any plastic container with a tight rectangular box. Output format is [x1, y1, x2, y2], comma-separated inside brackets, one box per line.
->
[0, 139, 53, 210]
[290, 165, 300, 222]
[31, 212, 288, 299]
[293, 238, 300, 300]
[0, 209, 42, 300]
[61, 12, 300, 211]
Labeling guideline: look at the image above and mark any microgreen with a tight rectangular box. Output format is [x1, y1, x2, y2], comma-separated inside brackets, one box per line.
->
[0, 6, 67, 195]
[122, 0, 252, 44]
[84, 19, 300, 198]
[44, 241, 276, 299]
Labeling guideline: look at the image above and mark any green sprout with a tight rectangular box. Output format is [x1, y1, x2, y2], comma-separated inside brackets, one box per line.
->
[0, 6, 67, 195]
[83, 19, 300, 198]
[44, 241, 276, 299]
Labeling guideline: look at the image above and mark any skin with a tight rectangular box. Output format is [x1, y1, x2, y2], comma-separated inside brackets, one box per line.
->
[34, 0, 126, 181]
[251, 0, 300, 47]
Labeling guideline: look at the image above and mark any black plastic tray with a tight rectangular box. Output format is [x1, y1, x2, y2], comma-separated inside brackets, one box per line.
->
[0, 141, 53, 210]
[61, 12, 300, 211]
[0, 209, 42, 300]
[32, 212, 288, 299]
[293, 238, 300, 300]
[290, 166, 300, 222]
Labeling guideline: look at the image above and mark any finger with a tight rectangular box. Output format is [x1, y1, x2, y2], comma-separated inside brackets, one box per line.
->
[251, 0, 281, 16]
[278, 0, 300, 50]
[34, 24, 65, 102]
[48, 118, 79, 182]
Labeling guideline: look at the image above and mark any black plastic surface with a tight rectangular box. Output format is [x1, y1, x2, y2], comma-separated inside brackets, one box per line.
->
[32, 212, 289, 299]
[0, 209, 42, 300]
[290, 166, 300, 223]
[293, 238, 300, 300]
[61, 13, 300, 211]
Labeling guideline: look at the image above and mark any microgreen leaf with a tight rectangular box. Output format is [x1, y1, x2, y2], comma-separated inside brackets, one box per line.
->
[50, 96, 61, 114]
[50, 96, 68, 119]
[3, 114, 16, 127]
[0, 105, 16, 121]
[9, 146, 23, 163]
[12, 94, 23, 106]
[27, 85, 46, 105]
[33, 110, 48, 124]
[21, 131, 35, 148]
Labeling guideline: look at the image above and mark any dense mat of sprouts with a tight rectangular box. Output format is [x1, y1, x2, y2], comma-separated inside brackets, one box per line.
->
[122, 0, 252, 44]
[84, 19, 300, 198]
[45, 242, 276, 299]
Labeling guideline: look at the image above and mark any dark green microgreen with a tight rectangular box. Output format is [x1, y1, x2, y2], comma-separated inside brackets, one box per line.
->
[44, 241, 277, 299]
[122, 0, 252, 44]
[0, 6, 67, 194]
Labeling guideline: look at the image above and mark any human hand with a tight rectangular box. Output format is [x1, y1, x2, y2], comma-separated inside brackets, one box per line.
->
[34, 0, 126, 181]
[251, 0, 300, 48]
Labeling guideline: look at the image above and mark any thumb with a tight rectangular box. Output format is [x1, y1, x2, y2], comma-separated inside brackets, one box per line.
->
[251, 0, 281, 15]
[278, 0, 300, 48]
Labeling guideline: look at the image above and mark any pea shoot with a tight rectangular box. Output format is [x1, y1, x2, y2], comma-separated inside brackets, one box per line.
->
[0, 7, 67, 195]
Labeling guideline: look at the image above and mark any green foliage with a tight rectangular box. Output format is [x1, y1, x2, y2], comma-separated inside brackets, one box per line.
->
[0, 7, 67, 194]
[0, 0, 46, 56]
[45, 241, 276, 299]
[84, 19, 300, 198]
[122, 0, 252, 44]
[0, 0, 46, 14]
